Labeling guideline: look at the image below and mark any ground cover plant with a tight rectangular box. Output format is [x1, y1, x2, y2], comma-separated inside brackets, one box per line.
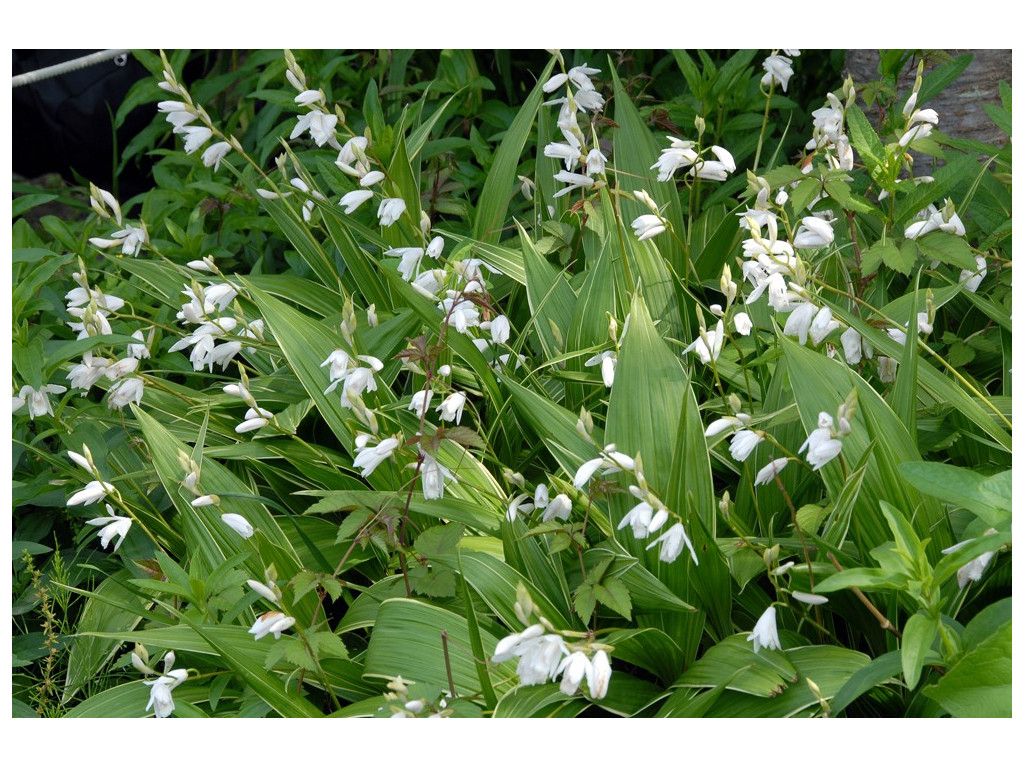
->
[12, 48, 1011, 719]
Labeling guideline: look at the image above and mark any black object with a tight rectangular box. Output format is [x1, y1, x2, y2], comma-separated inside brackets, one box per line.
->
[13, 49, 153, 198]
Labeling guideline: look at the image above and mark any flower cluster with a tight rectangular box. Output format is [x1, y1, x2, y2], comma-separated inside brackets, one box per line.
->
[156, 52, 233, 171]
[133, 647, 188, 718]
[760, 50, 800, 93]
[541, 53, 608, 199]
[799, 397, 856, 472]
[492, 624, 611, 699]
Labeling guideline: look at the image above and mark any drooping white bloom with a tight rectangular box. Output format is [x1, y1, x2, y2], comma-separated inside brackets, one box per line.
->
[587, 649, 611, 699]
[747, 606, 782, 653]
[959, 255, 987, 293]
[783, 302, 818, 345]
[573, 446, 634, 489]
[353, 437, 400, 478]
[221, 513, 254, 538]
[632, 214, 666, 242]
[556, 651, 592, 696]
[645, 522, 698, 564]
[490, 315, 511, 344]
[733, 312, 753, 336]
[515, 633, 569, 686]
[360, 170, 385, 187]
[128, 329, 152, 360]
[249, 611, 296, 640]
[201, 141, 232, 172]
[761, 52, 796, 92]
[729, 429, 763, 462]
[13, 384, 67, 419]
[542, 72, 569, 93]
[377, 198, 407, 227]
[438, 295, 480, 334]
[420, 451, 454, 500]
[791, 591, 829, 605]
[652, 138, 699, 181]
[542, 493, 572, 523]
[793, 216, 835, 249]
[552, 170, 596, 198]
[898, 108, 939, 148]
[107, 377, 145, 410]
[68, 479, 116, 506]
[683, 320, 724, 365]
[291, 109, 338, 147]
[877, 356, 898, 383]
[247, 578, 280, 604]
[235, 406, 272, 433]
[409, 389, 433, 417]
[753, 458, 789, 486]
[386, 247, 425, 281]
[841, 327, 864, 364]
[181, 125, 213, 155]
[800, 420, 843, 471]
[339, 189, 374, 214]
[705, 415, 744, 438]
[433, 391, 466, 425]
[506, 493, 535, 523]
[585, 148, 608, 176]
[85, 504, 132, 551]
[618, 501, 654, 539]
[809, 306, 841, 346]
[544, 141, 582, 171]
[941, 536, 999, 589]
[534, 483, 549, 510]
[145, 669, 187, 718]
[693, 146, 736, 181]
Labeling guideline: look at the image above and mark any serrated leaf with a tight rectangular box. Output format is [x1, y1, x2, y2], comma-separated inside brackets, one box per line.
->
[291, 570, 320, 602]
[915, 231, 977, 270]
[415, 523, 465, 558]
[593, 577, 632, 621]
[573, 583, 597, 624]
[309, 631, 349, 661]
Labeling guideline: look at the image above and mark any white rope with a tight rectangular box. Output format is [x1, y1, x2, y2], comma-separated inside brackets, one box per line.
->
[12, 50, 132, 88]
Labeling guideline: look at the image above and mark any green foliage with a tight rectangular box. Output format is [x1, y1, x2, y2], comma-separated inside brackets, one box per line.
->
[12, 48, 1011, 719]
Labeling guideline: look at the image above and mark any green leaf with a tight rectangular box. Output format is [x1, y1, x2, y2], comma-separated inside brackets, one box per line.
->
[573, 583, 597, 625]
[901, 612, 938, 690]
[899, 462, 1011, 529]
[831, 648, 942, 715]
[922, 621, 1010, 717]
[593, 577, 632, 621]
[915, 231, 977, 270]
[815, 567, 909, 593]
[472, 58, 554, 243]
[845, 104, 888, 184]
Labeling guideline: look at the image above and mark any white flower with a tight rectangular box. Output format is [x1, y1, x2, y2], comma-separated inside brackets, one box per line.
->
[544, 142, 581, 171]
[761, 52, 796, 92]
[800, 424, 843, 471]
[85, 504, 132, 551]
[377, 198, 407, 227]
[652, 138, 698, 181]
[128, 330, 152, 359]
[293, 88, 324, 107]
[181, 125, 213, 154]
[353, 437, 400, 478]
[747, 606, 781, 653]
[556, 651, 592, 696]
[221, 513, 254, 538]
[236, 406, 272, 433]
[587, 650, 611, 699]
[632, 214, 666, 242]
[645, 522, 698, 564]
[878, 356, 898, 383]
[841, 327, 863, 364]
[339, 189, 374, 214]
[791, 591, 829, 605]
[249, 611, 296, 640]
[541, 73, 569, 93]
[516, 634, 569, 686]
[247, 578, 280, 604]
[733, 312, 753, 336]
[490, 315, 511, 344]
[585, 148, 608, 176]
[542, 493, 572, 522]
[360, 170, 385, 187]
[492, 624, 544, 662]
[435, 392, 467, 424]
[705, 415, 744, 438]
[729, 430, 763, 462]
[793, 216, 834, 249]
[941, 536, 998, 589]
[552, 170, 596, 198]
[420, 451, 454, 500]
[201, 141, 232, 171]
[809, 306, 840, 345]
[618, 501, 654, 539]
[291, 109, 338, 146]
[145, 669, 187, 718]
[753, 458, 789, 486]
[404, 390, 433, 420]
[13, 384, 67, 419]
[68, 479, 116, 506]
[506, 493, 535, 522]
[534, 483, 549, 509]
[783, 302, 818, 345]
[190, 495, 219, 507]
[959, 255, 987, 293]
[683, 320, 724, 365]
[107, 377, 145, 410]
[693, 146, 736, 181]
[103, 357, 140, 381]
